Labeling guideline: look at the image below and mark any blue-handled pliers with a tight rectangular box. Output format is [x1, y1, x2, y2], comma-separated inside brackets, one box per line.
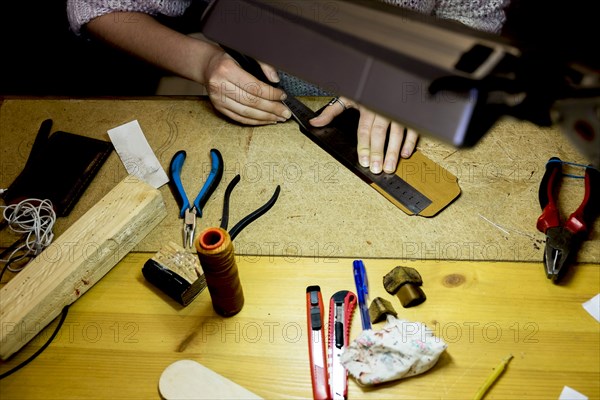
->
[169, 149, 223, 248]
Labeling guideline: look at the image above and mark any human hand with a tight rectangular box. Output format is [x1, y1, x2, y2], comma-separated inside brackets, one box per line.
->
[203, 51, 292, 125]
[309, 96, 418, 174]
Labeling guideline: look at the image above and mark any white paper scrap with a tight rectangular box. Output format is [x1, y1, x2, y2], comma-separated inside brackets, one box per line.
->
[582, 293, 600, 323]
[107, 120, 169, 188]
[559, 386, 588, 400]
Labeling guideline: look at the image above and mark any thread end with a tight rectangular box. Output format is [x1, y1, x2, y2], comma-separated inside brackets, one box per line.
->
[196, 227, 226, 251]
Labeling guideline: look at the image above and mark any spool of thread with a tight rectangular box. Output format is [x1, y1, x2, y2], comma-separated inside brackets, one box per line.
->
[195, 227, 244, 317]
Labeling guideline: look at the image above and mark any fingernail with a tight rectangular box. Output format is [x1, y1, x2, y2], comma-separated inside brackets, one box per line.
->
[371, 161, 382, 174]
[384, 160, 396, 173]
[359, 156, 370, 168]
[270, 71, 280, 83]
[401, 151, 410, 158]
[280, 92, 287, 101]
[282, 109, 292, 119]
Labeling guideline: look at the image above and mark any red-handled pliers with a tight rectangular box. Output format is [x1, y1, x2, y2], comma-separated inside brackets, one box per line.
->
[536, 157, 600, 281]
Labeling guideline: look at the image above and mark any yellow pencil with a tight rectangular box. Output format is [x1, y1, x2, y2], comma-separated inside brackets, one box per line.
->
[473, 354, 514, 400]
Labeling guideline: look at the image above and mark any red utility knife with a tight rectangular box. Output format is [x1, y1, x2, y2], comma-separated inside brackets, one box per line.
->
[328, 290, 357, 400]
[306, 286, 330, 400]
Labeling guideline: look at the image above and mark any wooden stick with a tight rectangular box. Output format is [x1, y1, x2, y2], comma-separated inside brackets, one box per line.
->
[0, 176, 166, 359]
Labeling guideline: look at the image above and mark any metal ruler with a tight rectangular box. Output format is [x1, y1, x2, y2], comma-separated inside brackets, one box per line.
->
[283, 96, 432, 214]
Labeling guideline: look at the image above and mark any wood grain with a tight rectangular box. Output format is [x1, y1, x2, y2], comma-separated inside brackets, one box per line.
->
[0, 177, 166, 359]
[0, 254, 597, 399]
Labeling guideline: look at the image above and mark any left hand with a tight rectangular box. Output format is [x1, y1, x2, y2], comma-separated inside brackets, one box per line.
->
[309, 96, 418, 174]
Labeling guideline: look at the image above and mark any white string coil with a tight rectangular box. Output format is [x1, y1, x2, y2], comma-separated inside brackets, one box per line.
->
[1, 198, 56, 271]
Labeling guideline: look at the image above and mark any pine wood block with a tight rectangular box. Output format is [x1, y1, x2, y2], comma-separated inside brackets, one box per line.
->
[0, 176, 167, 359]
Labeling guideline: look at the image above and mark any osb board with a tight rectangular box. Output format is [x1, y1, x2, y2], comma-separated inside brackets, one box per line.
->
[1, 98, 598, 262]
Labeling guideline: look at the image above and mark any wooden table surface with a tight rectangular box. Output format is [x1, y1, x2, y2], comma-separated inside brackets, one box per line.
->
[1, 254, 598, 399]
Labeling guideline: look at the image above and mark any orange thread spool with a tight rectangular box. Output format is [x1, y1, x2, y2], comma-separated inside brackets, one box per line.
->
[195, 227, 244, 317]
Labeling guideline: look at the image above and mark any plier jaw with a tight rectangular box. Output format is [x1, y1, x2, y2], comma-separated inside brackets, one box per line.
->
[183, 208, 197, 249]
[543, 227, 573, 281]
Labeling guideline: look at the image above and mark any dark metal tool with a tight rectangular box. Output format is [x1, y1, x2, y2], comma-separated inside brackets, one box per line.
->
[218, 174, 280, 241]
[536, 157, 600, 281]
[222, 47, 432, 214]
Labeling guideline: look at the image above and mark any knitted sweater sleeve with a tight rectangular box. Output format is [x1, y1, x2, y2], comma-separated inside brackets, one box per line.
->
[433, 0, 510, 33]
[380, 0, 509, 33]
[67, 0, 192, 34]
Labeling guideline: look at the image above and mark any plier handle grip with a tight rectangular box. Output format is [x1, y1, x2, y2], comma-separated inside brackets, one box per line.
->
[219, 174, 280, 241]
[536, 157, 600, 281]
[169, 149, 223, 248]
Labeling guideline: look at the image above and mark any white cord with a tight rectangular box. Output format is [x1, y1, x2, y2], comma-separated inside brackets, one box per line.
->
[1, 198, 56, 271]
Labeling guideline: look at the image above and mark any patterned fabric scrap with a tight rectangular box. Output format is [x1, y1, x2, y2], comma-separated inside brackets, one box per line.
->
[341, 315, 447, 385]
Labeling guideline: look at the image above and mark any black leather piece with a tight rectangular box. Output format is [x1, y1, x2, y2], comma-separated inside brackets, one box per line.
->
[3, 119, 113, 216]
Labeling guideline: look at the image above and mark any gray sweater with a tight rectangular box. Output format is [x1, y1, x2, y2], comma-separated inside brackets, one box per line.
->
[68, 0, 509, 35]
[67, 0, 509, 95]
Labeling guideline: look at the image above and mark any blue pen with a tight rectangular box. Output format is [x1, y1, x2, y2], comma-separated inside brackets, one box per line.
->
[353, 260, 371, 330]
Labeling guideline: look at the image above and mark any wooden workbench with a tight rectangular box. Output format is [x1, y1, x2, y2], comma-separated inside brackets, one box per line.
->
[0, 97, 599, 399]
[0, 255, 598, 399]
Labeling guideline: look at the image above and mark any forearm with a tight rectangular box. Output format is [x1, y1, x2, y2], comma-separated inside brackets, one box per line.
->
[86, 12, 219, 83]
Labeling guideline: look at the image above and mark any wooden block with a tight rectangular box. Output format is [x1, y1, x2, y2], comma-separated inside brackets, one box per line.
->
[0, 176, 167, 359]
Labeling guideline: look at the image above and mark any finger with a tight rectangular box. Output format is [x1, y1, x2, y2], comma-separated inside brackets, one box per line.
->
[216, 106, 278, 126]
[209, 82, 287, 124]
[208, 57, 290, 120]
[401, 128, 419, 158]
[310, 96, 355, 127]
[356, 109, 375, 168]
[221, 57, 286, 102]
[237, 77, 286, 102]
[257, 61, 280, 84]
[232, 86, 291, 119]
[383, 122, 405, 173]
[213, 91, 285, 125]
[310, 102, 343, 127]
[367, 114, 390, 174]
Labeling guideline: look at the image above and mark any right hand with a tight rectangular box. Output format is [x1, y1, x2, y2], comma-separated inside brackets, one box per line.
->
[310, 96, 418, 174]
[203, 51, 292, 125]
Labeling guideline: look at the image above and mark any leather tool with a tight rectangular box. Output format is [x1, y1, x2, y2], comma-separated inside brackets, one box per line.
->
[306, 285, 330, 400]
[536, 157, 599, 281]
[328, 290, 357, 400]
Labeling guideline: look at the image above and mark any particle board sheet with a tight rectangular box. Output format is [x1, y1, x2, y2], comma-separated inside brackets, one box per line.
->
[0, 97, 598, 262]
